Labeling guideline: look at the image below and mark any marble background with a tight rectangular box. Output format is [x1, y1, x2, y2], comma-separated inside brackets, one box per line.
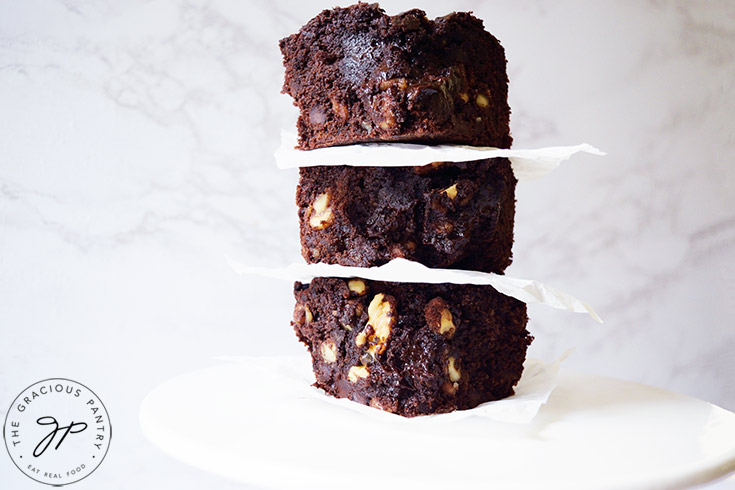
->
[1, 0, 733, 488]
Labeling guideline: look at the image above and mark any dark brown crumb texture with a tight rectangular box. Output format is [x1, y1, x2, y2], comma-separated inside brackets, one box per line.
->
[297, 158, 516, 273]
[293, 277, 531, 417]
[280, 3, 512, 149]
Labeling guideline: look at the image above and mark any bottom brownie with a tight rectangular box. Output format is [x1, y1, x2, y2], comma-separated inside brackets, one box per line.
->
[292, 277, 532, 417]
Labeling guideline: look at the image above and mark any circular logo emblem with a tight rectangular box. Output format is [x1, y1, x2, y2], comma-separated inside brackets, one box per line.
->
[3, 378, 111, 486]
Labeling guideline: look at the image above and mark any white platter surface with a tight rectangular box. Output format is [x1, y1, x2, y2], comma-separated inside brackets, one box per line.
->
[140, 356, 735, 490]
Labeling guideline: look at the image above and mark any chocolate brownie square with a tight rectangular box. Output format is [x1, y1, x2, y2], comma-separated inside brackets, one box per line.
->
[280, 3, 512, 149]
[292, 277, 531, 417]
[297, 158, 516, 273]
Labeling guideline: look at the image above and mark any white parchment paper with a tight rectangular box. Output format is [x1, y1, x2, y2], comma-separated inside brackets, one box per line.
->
[311, 354, 568, 423]
[275, 131, 604, 180]
[216, 353, 569, 424]
[228, 256, 602, 322]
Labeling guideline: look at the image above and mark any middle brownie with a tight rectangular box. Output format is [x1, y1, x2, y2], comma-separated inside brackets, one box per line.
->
[297, 158, 516, 274]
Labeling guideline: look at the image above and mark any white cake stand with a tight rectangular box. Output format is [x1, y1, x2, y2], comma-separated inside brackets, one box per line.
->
[140, 356, 735, 490]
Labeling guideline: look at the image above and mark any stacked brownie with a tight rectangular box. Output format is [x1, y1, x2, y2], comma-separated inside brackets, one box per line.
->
[281, 3, 532, 417]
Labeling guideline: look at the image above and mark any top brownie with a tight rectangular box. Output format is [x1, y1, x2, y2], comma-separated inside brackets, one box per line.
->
[280, 3, 512, 149]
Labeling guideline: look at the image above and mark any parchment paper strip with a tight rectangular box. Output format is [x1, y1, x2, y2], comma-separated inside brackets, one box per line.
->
[214, 353, 570, 424]
[228, 256, 602, 323]
[275, 131, 604, 180]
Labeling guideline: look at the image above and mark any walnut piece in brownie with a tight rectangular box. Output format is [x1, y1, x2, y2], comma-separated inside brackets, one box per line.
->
[297, 158, 516, 273]
[280, 3, 512, 149]
[293, 277, 532, 417]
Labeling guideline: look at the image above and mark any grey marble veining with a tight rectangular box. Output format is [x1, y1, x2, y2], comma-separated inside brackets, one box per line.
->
[1, 1, 733, 488]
